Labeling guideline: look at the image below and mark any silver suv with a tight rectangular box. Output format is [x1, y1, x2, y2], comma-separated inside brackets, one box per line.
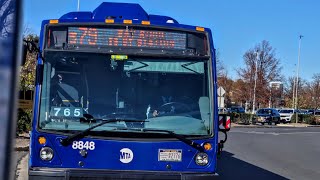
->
[278, 109, 297, 123]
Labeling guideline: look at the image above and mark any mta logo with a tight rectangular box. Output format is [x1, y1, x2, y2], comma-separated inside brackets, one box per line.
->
[119, 148, 133, 163]
[120, 152, 131, 159]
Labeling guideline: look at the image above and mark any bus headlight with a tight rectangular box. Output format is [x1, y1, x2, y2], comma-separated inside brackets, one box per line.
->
[40, 147, 54, 161]
[195, 152, 209, 166]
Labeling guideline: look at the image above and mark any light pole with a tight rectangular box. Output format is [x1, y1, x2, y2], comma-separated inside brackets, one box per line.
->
[295, 35, 303, 124]
[292, 65, 296, 109]
[77, 0, 80, 11]
[269, 82, 272, 108]
[252, 51, 259, 114]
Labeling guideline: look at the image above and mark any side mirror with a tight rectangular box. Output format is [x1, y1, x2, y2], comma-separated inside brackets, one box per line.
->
[21, 41, 28, 66]
[22, 39, 40, 66]
[218, 114, 231, 132]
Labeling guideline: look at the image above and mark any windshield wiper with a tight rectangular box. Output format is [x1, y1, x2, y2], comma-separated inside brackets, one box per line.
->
[60, 117, 146, 146]
[115, 127, 204, 152]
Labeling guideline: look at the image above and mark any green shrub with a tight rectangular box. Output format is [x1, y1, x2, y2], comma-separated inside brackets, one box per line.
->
[290, 114, 320, 125]
[227, 112, 256, 124]
[16, 109, 32, 135]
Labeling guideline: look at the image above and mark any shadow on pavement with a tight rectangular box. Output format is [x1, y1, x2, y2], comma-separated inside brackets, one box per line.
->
[217, 151, 289, 180]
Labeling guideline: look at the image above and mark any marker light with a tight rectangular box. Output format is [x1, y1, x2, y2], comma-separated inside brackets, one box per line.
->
[203, 143, 212, 151]
[123, 20, 132, 24]
[111, 55, 128, 61]
[196, 26, 205, 32]
[40, 147, 54, 161]
[141, 21, 150, 25]
[38, 137, 46, 145]
[105, 19, 114, 23]
[166, 20, 174, 23]
[49, 19, 59, 24]
[195, 152, 209, 166]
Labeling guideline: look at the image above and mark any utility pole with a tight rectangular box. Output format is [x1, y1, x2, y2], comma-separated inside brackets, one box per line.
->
[252, 51, 259, 114]
[295, 35, 303, 124]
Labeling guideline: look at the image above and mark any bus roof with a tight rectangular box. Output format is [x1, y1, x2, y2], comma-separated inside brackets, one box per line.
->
[59, 2, 179, 24]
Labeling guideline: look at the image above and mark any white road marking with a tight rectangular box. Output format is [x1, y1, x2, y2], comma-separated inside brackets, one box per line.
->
[230, 131, 320, 136]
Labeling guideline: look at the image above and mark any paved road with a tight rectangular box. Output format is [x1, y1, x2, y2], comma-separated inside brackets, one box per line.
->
[14, 127, 320, 179]
[217, 127, 320, 180]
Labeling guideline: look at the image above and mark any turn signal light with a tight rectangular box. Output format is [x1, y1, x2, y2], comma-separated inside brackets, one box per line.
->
[203, 142, 212, 151]
[38, 137, 46, 145]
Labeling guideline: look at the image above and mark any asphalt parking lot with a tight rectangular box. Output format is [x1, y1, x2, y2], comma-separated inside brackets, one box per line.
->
[217, 127, 320, 180]
[14, 127, 320, 180]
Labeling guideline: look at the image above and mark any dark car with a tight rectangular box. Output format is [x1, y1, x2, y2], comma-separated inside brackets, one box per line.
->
[255, 108, 281, 125]
[229, 106, 245, 113]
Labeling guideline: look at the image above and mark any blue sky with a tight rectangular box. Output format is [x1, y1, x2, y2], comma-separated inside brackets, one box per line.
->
[23, 0, 320, 82]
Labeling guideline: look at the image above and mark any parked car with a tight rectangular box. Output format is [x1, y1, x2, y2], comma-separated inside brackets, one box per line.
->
[298, 109, 308, 115]
[278, 108, 297, 123]
[307, 109, 316, 115]
[255, 108, 281, 125]
[315, 110, 320, 116]
[218, 107, 228, 114]
[229, 106, 245, 113]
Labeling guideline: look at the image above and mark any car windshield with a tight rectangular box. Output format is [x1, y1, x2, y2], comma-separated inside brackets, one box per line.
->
[257, 109, 273, 115]
[38, 51, 213, 136]
[279, 110, 294, 113]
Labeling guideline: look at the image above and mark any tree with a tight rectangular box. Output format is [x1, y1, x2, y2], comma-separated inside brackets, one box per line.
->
[19, 34, 38, 91]
[216, 49, 226, 78]
[236, 40, 282, 108]
[0, 0, 15, 38]
[231, 79, 249, 106]
[306, 73, 320, 110]
[283, 76, 296, 108]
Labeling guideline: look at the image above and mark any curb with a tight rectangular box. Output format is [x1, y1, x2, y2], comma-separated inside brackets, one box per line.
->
[15, 146, 29, 151]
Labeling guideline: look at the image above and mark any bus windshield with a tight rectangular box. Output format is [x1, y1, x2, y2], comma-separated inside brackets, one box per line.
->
[38, 51, 213, 136]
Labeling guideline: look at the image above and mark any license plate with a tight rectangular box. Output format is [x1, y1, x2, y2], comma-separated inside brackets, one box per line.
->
[158, 149, 182, 162]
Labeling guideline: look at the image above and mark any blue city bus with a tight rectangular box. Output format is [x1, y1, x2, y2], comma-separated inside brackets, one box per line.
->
[24, 2, 230, 179]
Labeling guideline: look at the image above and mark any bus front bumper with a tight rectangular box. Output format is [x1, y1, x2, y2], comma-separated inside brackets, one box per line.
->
[29, 168, 219, 180]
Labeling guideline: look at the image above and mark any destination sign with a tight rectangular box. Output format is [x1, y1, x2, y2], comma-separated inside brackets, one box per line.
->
[68, 27, 187, 50]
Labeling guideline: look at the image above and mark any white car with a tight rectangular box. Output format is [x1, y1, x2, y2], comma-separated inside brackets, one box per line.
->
[278, 109, 297, 123]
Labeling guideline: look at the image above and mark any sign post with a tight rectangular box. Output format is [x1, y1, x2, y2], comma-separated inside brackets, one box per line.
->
[217, 87, 225, 109]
